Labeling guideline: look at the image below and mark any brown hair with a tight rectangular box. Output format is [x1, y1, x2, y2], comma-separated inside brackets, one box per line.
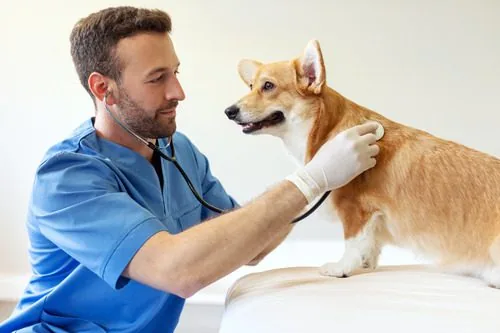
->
[69, 6, 172, 103]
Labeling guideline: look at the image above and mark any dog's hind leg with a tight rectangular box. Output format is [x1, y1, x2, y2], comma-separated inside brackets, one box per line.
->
[483, 235, 500, 288]
[319, 202, 386, 278]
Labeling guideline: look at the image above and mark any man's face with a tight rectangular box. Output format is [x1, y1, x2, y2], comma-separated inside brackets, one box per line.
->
[112, 32, 185, 139]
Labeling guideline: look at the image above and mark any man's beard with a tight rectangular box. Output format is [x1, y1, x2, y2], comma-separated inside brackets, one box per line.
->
[115, 86, 178, 139]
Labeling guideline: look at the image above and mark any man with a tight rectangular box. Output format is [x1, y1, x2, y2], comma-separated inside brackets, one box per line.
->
[0, 6, 381, 333]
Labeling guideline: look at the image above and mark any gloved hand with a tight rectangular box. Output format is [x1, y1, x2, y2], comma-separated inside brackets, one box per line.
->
[286, 121, 383, 203]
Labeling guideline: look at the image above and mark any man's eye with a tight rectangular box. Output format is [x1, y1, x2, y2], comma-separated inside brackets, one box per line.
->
[150, 74, 165, 83]
[262, 81, 274, 91]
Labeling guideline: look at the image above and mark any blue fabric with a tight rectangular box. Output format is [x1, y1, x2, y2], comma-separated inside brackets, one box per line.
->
[0, 118, 239, 333]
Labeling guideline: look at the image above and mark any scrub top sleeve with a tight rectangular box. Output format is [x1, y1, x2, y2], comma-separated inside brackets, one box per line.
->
[31, 152, 168, 289]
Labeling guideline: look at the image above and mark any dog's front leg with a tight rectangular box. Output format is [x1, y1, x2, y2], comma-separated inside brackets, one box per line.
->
[320, 203, 384, 278]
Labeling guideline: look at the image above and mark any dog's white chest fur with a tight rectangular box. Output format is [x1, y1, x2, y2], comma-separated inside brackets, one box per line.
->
[280, 117, 314, 166]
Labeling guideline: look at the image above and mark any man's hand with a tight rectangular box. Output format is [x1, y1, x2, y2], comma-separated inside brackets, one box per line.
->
[287, 121, 382, 203]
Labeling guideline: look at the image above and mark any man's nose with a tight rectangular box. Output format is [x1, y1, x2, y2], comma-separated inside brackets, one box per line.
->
[166, 76, 186, 101]
[224, 105, 240, 119]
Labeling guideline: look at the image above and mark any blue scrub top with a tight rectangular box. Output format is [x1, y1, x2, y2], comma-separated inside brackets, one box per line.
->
[0, 118, 239, 333]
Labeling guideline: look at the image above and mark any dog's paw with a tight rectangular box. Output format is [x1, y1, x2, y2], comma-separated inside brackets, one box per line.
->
[319, 262, 354, 278]
[483, 267, 500, 289]
[361, 254, 379, 269]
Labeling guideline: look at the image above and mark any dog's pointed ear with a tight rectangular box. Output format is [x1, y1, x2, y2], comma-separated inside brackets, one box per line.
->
[295, 40, 326, 94]
[238, 59, 262, 88]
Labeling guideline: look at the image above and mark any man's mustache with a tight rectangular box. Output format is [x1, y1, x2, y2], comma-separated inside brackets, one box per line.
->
[157, 100, 179, 112]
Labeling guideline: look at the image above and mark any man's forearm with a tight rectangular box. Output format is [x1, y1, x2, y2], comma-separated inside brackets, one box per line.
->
[124, 179, 307, 297]
[247, 223, 294, 265]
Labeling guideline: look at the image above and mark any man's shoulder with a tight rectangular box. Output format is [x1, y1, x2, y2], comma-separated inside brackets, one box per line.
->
[37, 118, 104, 173]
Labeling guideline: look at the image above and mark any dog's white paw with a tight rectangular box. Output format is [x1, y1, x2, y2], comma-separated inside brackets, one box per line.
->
[362, 252, 379, 269]
[319, 261, 355, 278]
[482, 267, 500, 289]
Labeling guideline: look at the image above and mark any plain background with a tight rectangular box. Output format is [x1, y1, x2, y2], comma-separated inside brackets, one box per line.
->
[1, 0, 499, 289]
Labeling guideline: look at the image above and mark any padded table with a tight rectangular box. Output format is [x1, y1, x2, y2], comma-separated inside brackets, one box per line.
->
[218, 265, 500, 333]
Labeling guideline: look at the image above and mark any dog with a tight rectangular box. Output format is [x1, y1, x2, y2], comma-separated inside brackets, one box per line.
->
[224, 39, 500, 288]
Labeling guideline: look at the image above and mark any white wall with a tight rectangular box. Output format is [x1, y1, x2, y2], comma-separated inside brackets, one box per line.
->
[1, 0, 499, 288]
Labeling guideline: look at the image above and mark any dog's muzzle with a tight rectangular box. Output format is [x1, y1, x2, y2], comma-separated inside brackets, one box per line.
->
[224, 103, 285, 134]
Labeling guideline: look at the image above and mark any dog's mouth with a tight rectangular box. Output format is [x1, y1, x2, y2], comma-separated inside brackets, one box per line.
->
[237, 111, 285, 133]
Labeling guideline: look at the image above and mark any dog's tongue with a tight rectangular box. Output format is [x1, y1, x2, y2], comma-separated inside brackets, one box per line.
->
[242, 122, 263, 133]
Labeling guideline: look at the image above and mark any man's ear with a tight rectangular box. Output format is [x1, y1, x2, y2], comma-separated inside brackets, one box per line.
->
[88, 72, 117, 104]
[237, 59, 262, 88]
[295, 39, 326, 94]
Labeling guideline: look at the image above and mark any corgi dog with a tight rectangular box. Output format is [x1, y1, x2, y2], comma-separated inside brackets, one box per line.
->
[224, 40, 500, 287]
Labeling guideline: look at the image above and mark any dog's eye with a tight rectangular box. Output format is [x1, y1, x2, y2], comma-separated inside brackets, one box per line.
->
[249, 83, 253, 90]
[262, 81, 274, 91]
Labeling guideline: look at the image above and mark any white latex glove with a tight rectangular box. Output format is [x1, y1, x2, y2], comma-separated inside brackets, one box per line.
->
[286, 121, 383, 203]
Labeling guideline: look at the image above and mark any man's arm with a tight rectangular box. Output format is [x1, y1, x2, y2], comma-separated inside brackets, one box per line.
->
[245, 198, 320, 266]
[186, 135, 290, 266]
[246, 223, 294, 266]
[123, 179, 305, 297]
[123, 122, 382, 298]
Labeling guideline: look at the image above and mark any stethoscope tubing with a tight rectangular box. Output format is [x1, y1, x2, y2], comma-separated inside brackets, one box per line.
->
[103, 95, 329, 224]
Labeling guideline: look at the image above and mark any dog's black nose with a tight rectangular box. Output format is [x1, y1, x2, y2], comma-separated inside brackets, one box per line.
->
[225, 105, 240, 120]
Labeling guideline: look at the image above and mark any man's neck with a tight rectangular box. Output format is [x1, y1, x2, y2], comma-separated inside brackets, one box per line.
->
[93, 113, 155, 162]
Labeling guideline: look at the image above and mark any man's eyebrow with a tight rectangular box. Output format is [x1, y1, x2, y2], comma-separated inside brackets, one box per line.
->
[145, 62, 181, 78]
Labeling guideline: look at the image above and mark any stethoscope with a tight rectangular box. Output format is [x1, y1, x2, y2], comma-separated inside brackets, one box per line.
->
[103, 93, 330, 224]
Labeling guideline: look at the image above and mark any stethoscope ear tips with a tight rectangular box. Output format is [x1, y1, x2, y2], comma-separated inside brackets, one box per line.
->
[104, 90, 112, 100]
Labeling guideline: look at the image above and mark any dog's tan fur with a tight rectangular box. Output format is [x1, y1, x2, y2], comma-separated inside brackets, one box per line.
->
[226, 40, 500, 287]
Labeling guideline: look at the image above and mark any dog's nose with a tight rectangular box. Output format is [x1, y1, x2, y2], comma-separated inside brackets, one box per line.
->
[225, 105, 240, 120]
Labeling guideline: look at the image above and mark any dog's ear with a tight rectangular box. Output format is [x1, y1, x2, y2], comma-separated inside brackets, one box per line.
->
[295, 40, 326, 94]
[238, 59, 262, 88]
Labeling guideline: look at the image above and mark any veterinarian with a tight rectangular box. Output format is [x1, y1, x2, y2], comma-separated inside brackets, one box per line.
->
[0, 6, 382, 333]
